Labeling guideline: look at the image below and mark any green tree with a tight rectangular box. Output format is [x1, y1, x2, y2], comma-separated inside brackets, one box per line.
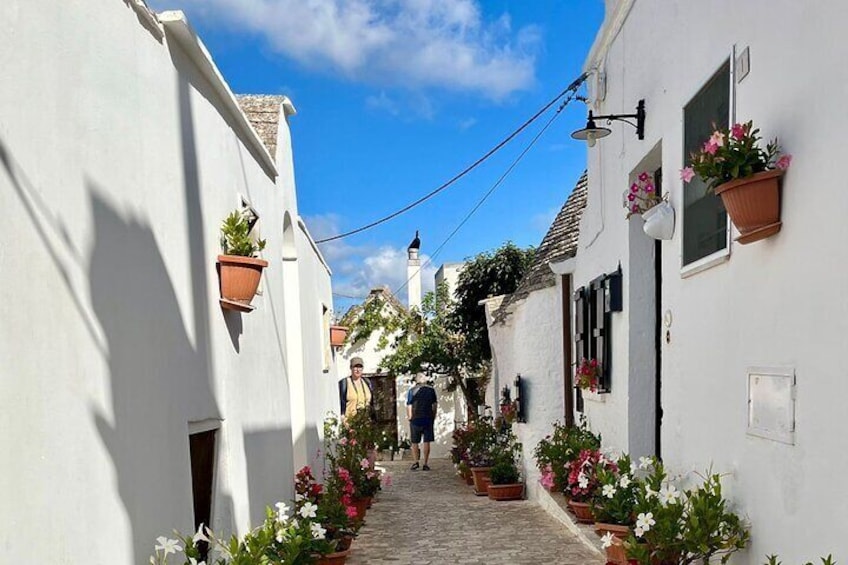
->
[344, 242, 534, 413]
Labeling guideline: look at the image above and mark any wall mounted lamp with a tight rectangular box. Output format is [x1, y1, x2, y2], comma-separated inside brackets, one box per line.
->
[571, 99, 646, 147]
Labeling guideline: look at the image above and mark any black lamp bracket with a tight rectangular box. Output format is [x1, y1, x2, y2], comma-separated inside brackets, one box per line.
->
[591, 99, 645, 140]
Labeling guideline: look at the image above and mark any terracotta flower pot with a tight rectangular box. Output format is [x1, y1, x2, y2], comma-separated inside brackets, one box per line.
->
[714, 169, 783, 244]
[218, 255, 267, 311]
[330, 325, 348, 347]
[604, 535, 628, 565]
[594, 522, 631, 539]
[567, 500, 595, 523]
[352, 497, 369, 521]
[469, 466, 491, 495]
[487, 483, 524, 501]
[315, 548, 350, 565]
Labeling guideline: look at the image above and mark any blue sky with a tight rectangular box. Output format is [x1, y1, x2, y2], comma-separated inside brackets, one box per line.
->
[149, 0, 605, 313]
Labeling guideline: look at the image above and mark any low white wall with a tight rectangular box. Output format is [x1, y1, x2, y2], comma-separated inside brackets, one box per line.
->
[485, 286, 566, 487]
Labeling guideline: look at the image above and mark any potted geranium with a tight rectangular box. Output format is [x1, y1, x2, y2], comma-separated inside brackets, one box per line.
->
[218, 209, 267, 311]
[533, 417, 601, 494]
[680, 120, 792, 244]
[575, 358, 601, 393]
[625, 171, 674, 240]
[465, 416, 499, 495]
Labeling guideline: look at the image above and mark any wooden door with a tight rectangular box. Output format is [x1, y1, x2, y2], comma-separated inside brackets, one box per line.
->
[366, 374, 397, 445]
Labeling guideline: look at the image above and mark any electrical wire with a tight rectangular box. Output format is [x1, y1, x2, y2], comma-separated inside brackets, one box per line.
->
[393, 90, 581, 298]
[315, 73, 588, 244]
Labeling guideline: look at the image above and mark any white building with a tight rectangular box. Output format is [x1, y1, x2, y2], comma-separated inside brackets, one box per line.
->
[435, 262, 464, 300]
[0, 3, 338, 563]
[489, 1, 848, 561]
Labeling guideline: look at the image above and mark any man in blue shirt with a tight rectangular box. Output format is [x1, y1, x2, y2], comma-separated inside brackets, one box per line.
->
[406, 373, 438, 471]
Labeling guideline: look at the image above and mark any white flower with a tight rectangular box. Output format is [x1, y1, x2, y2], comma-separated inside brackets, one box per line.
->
[634, 525, 645, 537]
[299, 501, 318, 519]
[189, 559, 206, 565]
[155, 536, 182, 556]
[635, 512, 656, 534]
[577, 472, 589, 489]
[602, 484, 617, 499]
[645, 485, 658, 499]
[619, 475, 632, 489]
[275, 502, 290, 523]
[295, 493, 305, 503]
[150, 558, 156, 565]
[600, 532, 615, 549]
[658, 484, 680, 506]
[192, 523, 210, 544]
[276, 530, 284, 543]
[639, 456, 652, 470]
[310, 522, 326, 540]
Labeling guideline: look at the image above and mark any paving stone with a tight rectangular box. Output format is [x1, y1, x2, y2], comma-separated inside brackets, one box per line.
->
[346, 460, 605, 564]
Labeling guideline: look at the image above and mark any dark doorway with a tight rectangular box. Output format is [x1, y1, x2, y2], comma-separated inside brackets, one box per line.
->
[189, 429, 216, 559]
[562, 274, 575, 427]
[366, 374, 398, 446]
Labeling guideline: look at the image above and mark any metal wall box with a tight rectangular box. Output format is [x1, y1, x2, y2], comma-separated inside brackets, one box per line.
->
[746, 366, 796, 445]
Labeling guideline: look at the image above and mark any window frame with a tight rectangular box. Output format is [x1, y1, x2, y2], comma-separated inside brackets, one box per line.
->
[680, 51, 737, 274]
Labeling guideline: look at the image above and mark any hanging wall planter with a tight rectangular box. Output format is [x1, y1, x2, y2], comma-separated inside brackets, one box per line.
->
[218, 255, 268, 312]
[330, 325, 349, 347]
[218, 209, 267, 312]
[714, 169, 783, 244]
[642, 200, 675, 240]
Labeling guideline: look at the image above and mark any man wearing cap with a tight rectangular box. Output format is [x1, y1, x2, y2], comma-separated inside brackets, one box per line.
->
[406, 374, 438, 471]
[339, 357, 374, 420]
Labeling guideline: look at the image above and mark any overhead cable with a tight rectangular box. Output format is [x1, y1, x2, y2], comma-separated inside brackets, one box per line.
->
[315, 73, 588, 244]
[393, 89, 581, 298]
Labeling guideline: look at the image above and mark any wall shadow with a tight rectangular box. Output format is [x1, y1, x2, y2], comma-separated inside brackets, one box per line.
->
[243, 427, 294, 526]
[87, 187, 221, 563]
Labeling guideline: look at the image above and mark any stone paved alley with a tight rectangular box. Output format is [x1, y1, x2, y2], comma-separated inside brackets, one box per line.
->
[347, 460, 605, 565]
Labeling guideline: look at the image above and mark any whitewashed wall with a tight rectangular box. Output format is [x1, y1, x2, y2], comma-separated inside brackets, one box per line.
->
[0, 3, 333, 563]
[484, 287, 566, 497]
[578, 1, 848, 561]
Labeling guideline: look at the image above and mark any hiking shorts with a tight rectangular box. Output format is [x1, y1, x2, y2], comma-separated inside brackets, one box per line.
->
[410, 420, 435, 443]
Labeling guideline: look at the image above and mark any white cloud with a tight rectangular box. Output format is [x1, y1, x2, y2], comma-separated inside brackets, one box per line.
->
[302, 213, 437, 305]
[365, 91, 401, 116]
[152, 0, 539, 99]
[458, 117, 477, 131]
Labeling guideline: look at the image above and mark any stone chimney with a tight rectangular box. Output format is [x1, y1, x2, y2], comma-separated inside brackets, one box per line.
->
[407, 230, 421, 310]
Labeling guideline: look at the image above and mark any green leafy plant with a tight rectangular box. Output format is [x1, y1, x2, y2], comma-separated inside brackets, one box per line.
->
[625, 458, 750, 565]
[592, 454, 639, 526]
[220, 210, 266, 257]
[534, 416, 601, 492]
[680, 120, 792, 192]
[765, 555, 837, 565]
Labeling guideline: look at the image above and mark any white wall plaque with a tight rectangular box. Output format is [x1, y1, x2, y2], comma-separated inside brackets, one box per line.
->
[747, 367, 795, 445]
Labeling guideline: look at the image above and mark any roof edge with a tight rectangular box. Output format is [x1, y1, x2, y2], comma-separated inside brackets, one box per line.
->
[159, 11, 278, 180]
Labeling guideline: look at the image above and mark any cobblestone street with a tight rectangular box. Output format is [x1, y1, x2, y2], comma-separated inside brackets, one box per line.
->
[347, 459, 605, 565]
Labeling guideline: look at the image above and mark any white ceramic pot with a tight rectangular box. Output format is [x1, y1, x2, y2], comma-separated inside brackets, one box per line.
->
[642, 201, 675, 240]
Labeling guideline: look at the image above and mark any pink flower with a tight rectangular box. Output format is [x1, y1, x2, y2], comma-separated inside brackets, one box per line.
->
[360, 458, 371, 470]
[679, 167, 695, 183]
[638, 172, 649, 182]
[628, 193, 636, 202]
[775, 154, 792, 170]
[631, 205, 639, 213]
[350, 439, 357, 446]
[339, 438, 348, 446]
[644, 183, 654, 193]
[540, 471, 555, 490]
[345, 506, 359, 518]
[731, 123, 746, 140]
[710, 130, 725, 147]
[703, 139, 719, 155]
[630, 183, 639, 193]
[337, 468, 350, 481]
